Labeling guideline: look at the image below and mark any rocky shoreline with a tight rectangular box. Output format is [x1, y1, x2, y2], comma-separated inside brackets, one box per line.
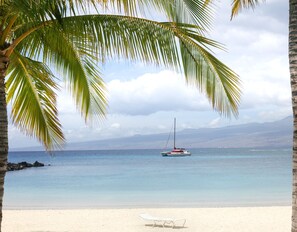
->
[7, 161, 45, 171]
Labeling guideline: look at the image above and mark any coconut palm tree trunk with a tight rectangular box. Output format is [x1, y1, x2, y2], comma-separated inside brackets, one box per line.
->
[0, 53, 9, 230]
[291, 0, 297, 231]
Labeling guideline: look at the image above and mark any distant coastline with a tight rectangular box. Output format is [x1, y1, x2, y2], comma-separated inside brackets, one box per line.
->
[11, 116, 293, 151]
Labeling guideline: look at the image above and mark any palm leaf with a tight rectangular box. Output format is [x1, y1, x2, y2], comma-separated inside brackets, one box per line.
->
[231, 0, 263, 19]
[156, 22, 240, 117]
[6, 51, 64, 150]
[6, 0, 213, 30]
[14, 14, 240, 117]
[61, 15, 240, 116]
[98, 0, 213, 30]
[14, 23, 107, 122]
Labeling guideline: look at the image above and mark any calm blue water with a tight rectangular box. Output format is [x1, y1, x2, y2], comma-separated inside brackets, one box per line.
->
[4, 148, 292, 209]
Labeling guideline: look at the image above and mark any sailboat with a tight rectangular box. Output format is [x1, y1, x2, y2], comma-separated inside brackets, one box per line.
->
[161, 118, 191, 157]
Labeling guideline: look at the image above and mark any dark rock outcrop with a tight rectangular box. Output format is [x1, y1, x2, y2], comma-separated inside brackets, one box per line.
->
[7, 161, 45, 171]
[33, 161, 44, 167]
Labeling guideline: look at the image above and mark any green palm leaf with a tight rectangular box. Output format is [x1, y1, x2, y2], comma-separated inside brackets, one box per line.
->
[45, 14, 240, 116]
[165, 22, 241, 116]
[5, 0, 213, 30]
[17, 23, 107, 121]
[13, 13, 240, 118]
[6, 51, 64, 149]
[99, 0, 213, 29]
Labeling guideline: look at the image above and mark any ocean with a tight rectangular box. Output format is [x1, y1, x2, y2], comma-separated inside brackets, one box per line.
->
[4, 148, 292, 209]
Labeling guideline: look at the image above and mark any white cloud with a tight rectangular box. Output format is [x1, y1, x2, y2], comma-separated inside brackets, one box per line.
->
[239, 56, 290, 110]
[105, 63, 291, 116]
[249, 32, 286, 54]
[107, 70, 210, 115]
[111, 123, 121, 129]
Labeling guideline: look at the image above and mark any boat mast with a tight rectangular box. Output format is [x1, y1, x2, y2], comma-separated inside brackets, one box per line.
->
[174, 118, 176, 149]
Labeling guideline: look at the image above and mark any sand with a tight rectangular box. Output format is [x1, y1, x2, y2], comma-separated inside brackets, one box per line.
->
[2, 206, 291, 232]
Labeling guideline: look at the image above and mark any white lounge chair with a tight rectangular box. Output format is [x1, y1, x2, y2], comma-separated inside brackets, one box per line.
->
[139, 213, 186, 228]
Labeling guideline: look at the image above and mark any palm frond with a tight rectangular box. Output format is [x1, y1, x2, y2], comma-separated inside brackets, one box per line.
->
[6, 51, 64, 150]
[46, 14, 239, 117]
[39, 15, 181, 67]
[14, 14, 240, 117]
[5, 0, 210, 30]
[45, 29, 107, 121]
[170, 0, 214, 30]
[162, 22, 241, 117]
[16, 22, 107, 122]
[231, 0, 263, 19]
[98, 0, 213, 30]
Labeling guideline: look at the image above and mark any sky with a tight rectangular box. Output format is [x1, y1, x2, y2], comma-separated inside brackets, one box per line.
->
[8, 0, 290, 149]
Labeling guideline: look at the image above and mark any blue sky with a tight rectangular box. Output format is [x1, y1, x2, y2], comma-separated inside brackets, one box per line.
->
[9, 0, 290, 149]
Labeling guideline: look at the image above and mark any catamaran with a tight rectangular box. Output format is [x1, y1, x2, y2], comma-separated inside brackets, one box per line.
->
[161, 118, 191, 157]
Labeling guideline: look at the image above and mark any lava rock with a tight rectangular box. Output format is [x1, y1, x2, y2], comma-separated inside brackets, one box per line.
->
[7, 161, 45, 171]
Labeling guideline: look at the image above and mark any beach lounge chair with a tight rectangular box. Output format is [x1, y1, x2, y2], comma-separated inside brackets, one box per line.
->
[139, 213, 186, 228]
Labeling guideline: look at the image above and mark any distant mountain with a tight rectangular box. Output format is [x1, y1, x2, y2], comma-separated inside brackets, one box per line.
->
[13, 116, 293, 151]
[63, 116, 294, 150]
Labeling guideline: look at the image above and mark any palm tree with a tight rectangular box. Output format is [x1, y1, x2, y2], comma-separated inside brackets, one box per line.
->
[0, 0, 241, 230]
[229, 0, 296, 231]
[288, 1, 297, 230]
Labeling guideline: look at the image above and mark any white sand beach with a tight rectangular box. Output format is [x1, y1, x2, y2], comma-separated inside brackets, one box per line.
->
[2, 206, 291, 232]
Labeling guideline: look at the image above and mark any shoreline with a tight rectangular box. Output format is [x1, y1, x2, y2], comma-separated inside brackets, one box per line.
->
[3, 201, 291, 210]
[2, 206, 291, 232]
